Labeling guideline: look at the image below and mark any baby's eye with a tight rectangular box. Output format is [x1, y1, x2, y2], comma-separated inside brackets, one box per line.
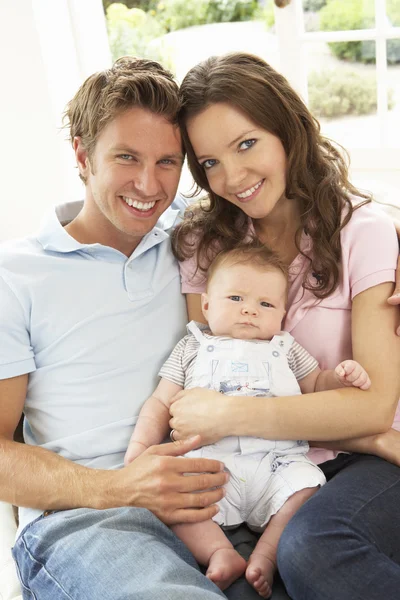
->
[229, 296, 242, 302]
[239, 139, 256, 151]
[261, 301, 273, 308]
[201, 158, 218, 170]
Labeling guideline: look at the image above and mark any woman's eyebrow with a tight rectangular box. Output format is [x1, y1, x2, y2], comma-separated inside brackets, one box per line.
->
[197, 129, 259, 161]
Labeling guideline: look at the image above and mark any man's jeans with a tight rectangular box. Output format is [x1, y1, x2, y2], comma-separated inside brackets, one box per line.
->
[12, 454, 400, 600]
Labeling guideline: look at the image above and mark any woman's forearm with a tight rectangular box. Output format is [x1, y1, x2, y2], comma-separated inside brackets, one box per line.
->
[229, 386, 397, 442]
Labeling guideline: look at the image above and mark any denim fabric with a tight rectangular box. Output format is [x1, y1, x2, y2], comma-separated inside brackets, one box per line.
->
[12, 507, 225, 600]
[12, 453, 400, 600]
[278, 453, 400, 600]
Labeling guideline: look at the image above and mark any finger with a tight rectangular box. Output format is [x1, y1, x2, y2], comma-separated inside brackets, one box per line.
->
[359, 376, 371, 391]
[170, 504, 220, 524]
[150, 436, 202, 457]
[176, 456, 226, 474]
[179, 470, 229, 492]
[344, 366, 361, 383]
[185, 487, 226, 509]
[351, 373, 369, 388]
[335, 366, 345, 378]
[169, 390, 186, 408]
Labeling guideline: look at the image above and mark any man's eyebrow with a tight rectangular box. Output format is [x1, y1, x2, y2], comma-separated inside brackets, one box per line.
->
[197, 129, 258, 161]
[111, 146, 184, 162]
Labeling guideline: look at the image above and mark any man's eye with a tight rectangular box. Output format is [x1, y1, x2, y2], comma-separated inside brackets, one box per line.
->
[261, 301, 273, 308]
[239, 139, 256, 151]
[201, 159, 217, 170]
[229, 296, 242, 302]
[118, 154, 133, 161]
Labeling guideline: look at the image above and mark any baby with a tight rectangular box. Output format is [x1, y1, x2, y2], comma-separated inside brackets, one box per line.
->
[125, 244, 370, 599]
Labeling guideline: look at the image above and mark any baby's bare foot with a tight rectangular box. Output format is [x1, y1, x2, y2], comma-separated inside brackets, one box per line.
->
[246, 552, 276, 598]
[206, 547, 247, 591]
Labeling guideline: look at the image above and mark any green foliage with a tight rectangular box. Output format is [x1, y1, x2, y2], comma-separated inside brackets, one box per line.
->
[309, 68, 394, 118]
[152, 0, 258, 32]
[152, 0, 208, 32]
[319, 0, 400, 64]
[302, 0, 327, 11]
[106, 3, 172, 69]
[258, 0, 275, 30]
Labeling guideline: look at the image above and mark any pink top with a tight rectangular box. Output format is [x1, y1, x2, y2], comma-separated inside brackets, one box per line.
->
[179, 203, 399, 464]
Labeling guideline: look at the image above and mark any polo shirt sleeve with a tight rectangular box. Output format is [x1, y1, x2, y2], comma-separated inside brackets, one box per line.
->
[0, 274, 36, 379]
[343, 204, 398, 300]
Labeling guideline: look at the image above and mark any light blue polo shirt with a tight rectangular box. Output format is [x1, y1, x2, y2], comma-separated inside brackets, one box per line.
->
[0, 200, 188, 532]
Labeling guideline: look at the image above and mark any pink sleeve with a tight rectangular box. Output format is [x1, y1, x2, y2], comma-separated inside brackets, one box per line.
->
[342, 204, 398, 299]
[179, 255, 207, 294]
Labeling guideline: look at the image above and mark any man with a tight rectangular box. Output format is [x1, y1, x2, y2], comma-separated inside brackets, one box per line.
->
[0, 57, 236, 599]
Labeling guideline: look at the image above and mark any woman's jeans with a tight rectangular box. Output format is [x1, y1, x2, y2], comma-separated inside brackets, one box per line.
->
[12, 453, 400, 600]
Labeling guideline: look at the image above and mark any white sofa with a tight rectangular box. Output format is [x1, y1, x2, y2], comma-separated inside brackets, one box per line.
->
[0, 502, 22, 600]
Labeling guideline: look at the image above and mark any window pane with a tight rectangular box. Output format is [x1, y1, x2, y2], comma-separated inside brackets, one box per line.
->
[387, 39, 400, 148]
[302, 0, 375, 34]
[306, 41, 379, 148]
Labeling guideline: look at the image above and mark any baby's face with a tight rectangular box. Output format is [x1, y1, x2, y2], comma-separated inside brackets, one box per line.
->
[202, 262, 287, 340]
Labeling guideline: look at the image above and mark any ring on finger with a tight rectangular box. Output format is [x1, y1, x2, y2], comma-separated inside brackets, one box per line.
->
[170, 429, 177, 442]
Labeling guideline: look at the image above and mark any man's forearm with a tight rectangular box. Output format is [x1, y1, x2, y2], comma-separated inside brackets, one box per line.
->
[0, 438, 112, 511]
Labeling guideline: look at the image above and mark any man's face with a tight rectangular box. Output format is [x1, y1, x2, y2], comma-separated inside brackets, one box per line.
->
[75, 107, 183, 254]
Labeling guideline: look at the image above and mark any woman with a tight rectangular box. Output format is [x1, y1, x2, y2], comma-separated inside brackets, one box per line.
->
[169, 53, 400, 600]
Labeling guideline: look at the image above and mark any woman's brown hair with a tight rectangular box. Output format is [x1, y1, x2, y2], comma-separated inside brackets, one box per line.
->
[172, 52, 370, 299]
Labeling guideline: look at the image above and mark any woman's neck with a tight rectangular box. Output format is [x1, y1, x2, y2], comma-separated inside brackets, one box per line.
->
[252, 199, 302, 265]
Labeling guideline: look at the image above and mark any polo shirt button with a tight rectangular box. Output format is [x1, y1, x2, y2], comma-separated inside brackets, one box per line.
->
[207, 345, 214, 352]
[272, 351, 280, 357]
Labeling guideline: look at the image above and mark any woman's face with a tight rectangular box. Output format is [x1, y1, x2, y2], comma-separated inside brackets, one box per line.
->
[186, 102, 288, 221]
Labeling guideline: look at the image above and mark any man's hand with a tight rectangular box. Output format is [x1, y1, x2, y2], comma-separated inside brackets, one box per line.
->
[108, 435, 228, 525]
[334, 360, 371, 390]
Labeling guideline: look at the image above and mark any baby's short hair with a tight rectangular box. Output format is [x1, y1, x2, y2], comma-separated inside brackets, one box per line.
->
[207, 241, 288, 289]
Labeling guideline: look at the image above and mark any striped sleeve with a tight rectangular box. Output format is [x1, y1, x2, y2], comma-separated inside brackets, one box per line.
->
[287, 340, 319, 381]
[158, 336, 189, 386]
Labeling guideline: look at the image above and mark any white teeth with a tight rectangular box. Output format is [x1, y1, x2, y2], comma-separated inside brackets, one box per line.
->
[122, 197, 156, 211]
[236, 180, 263, 199]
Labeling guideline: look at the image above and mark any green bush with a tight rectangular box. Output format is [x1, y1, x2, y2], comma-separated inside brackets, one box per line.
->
[106, 3, 173, 69]
[309, 68, 394, 118]
[319, 0, 400, 64]
[302, 0, 327, 11]
[152, 0, 258, 32]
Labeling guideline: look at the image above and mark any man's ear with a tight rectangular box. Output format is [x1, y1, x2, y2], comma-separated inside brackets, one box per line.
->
[73, 137, 90, 181]
[201, 292, 209, 321]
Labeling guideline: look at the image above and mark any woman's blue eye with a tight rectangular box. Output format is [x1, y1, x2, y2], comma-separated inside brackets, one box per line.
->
[261, 301, 273, 308]
[201, 159, 217, 170]
[239, 139, 256, 151]
[229, 296, 242, 302]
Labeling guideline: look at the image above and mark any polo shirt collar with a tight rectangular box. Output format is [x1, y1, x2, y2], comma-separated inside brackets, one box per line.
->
[37, 200, 180, 257]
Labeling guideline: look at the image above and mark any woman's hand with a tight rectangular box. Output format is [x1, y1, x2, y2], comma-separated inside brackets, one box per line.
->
[169, 388, 233, 444]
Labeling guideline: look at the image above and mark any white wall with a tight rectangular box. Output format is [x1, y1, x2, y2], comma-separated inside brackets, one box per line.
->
[0, 0, 111, 242]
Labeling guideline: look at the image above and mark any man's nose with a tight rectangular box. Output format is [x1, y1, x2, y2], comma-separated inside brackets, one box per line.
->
[135, 166, 160, 197]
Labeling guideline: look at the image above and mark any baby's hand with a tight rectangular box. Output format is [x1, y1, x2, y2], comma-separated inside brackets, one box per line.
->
[335, 360, 371, 391]
[124, 441, 148, 466]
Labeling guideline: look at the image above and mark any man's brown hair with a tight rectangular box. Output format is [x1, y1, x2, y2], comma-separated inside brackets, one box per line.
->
[63, 56, 181, 182]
